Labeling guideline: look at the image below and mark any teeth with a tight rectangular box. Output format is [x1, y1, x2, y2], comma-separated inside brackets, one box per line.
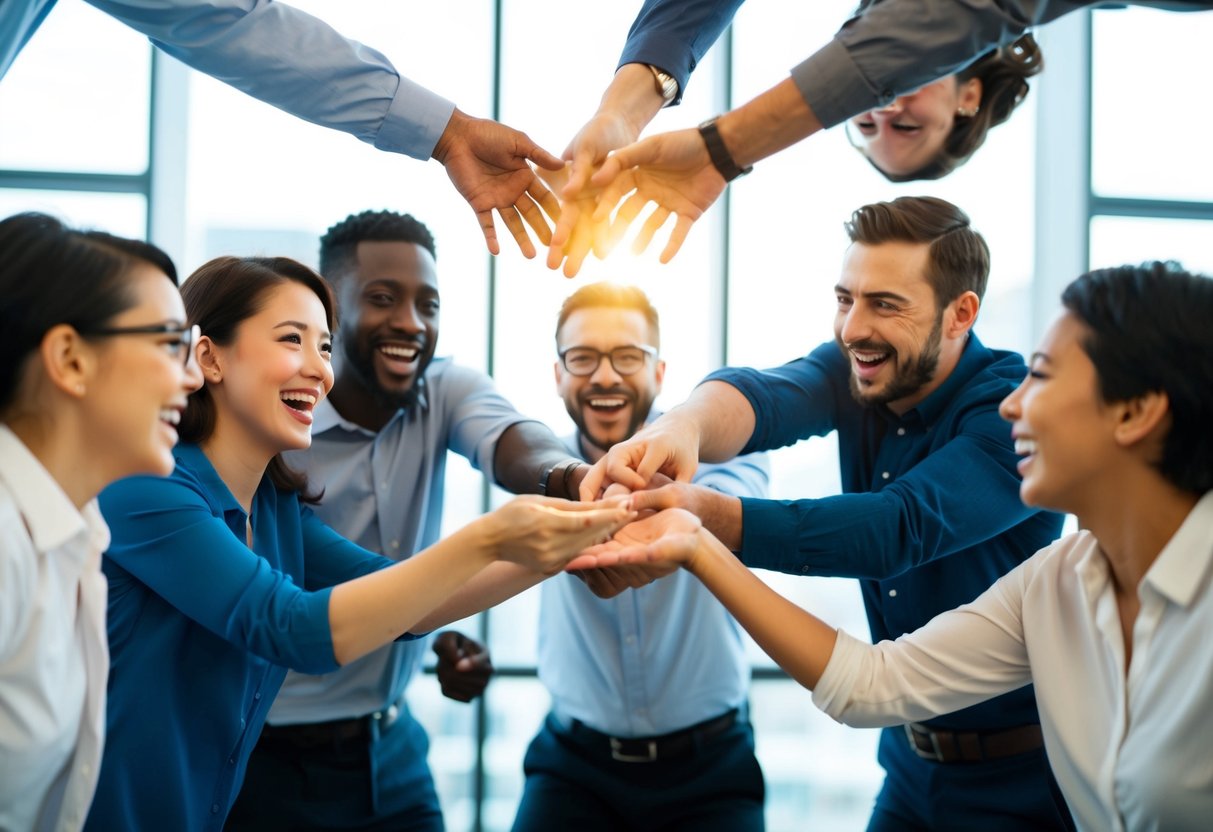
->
[159, 408, 181, 425]
[281, 392, 317, 405]
[852, 350, 888, 364]
[1014, 438, 1037, 456]
[380, 345, 418, 359]
[588, 397, 627, 408]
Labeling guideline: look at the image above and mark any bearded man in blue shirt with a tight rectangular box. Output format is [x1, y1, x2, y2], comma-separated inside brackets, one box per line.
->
[581, 196, 1073, 832]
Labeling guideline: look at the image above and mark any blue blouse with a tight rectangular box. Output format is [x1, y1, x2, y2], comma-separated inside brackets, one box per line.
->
[86, 444, 402, 832]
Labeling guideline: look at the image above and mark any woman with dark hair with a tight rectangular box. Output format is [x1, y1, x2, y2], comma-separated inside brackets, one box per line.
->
[85, 256, 630, 831]
[577, 261, 1213, 831]
[0, 212, 200, 831]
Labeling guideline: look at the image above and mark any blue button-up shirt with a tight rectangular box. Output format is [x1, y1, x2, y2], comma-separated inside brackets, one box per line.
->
[708, 334, 1063, 733]
[269, 357, 536, 724]
[88, 443, 401, 832]
[539, 427, 770, 737]
[2, 0, 454, 158]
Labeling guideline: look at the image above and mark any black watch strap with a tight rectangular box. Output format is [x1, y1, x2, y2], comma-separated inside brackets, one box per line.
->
[698, 118, 752, 182]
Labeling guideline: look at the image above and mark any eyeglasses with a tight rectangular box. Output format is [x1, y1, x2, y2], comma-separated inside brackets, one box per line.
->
[559, 344, 657, 377]
[82, 323, 200, 368]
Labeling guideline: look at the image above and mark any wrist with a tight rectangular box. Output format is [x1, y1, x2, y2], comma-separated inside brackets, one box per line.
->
[540, 457, 584, 498]
[431, 108, 468, 165]
[697, 116, 752, 182]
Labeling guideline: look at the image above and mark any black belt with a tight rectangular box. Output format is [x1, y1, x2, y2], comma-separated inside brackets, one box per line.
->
[564, 709, 738, 763]
[903, 722, 1044, 764]
[259, 698, 404, 749]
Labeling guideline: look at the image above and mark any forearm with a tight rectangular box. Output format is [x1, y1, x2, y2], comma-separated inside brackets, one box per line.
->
[593, 63, 669, 138]
[714, 78, 823, 171]
[675, 380, 757, 463]
[412, 561, 542, 632]
[327, 521, 495, 665]
[493, 421, 583, 498]
[689, 527, 837, 689]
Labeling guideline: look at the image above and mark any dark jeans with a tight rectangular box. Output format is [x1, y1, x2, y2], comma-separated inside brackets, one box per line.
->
[511, 712, 765, 832]
[866, 727, 1075, 831]
[226, 708, 442, 832]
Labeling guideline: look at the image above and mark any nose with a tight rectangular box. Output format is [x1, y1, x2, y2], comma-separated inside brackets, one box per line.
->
[182, 349, 204, 393]
[875, 97, 905, 116]
[999, 377, 1026, 423]
[390, 302, 423, 335]
[838, 304, 873, 346]
[589, 353, 623, 387]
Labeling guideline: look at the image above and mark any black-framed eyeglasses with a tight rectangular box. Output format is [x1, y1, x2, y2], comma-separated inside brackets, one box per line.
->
[82, 323, 200, 368]
[559, 344, 657, 377]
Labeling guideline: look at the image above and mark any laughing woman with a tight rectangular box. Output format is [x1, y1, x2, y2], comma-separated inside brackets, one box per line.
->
[580, 262, 1213, 831]
[84, 256, 631, 831]
[0, 213, 200, 831]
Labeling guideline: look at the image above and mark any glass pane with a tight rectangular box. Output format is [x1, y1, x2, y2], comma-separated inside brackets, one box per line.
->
[0, 189, 146, 239]
[482, 677, 550, 832]
[1089, 215, 1213, 276]
[1091, 8, 1213, 200]
[0, 2, 150, 173]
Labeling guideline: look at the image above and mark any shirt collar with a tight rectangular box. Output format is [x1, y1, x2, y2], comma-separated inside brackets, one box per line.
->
[312, 373, 433, 437]
[894, 332, 991, 426]
[173, 442, 245, 516]
[1143, 490, 1213, 608]
[0, 424, 108, 553]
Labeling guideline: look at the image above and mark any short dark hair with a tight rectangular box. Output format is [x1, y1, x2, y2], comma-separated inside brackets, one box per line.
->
[843, 196, 990, 306]
[0, 211, 178, 413]
[318, 210, 436, 281]
[876, 34, 1043, 182]
[1062, 262, 1213, 494]
[179, 256, 336, 501]
[555, 282, 661, 350]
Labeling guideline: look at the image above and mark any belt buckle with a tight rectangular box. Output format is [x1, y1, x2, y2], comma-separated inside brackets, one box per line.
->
[609, 737, 658, 763]
[904, 724, 944, 762]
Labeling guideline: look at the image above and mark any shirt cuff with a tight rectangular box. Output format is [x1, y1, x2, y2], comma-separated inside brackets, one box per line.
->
[374, 77, 457, 160]
[738, 496, 810, 573]
[790, 38, 881, 130]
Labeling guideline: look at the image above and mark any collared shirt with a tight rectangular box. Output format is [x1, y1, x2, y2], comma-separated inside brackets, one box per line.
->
[268, 357, 537, 724]
[619, 0, 1212, 129]
[539, 427, 770, 737]
[0, 426, 109, 832]
[708, 334, 1063, 732]
[89, 443, 399, 832]
[1, 0, 454, 159]
[814, 491, 1213, 832]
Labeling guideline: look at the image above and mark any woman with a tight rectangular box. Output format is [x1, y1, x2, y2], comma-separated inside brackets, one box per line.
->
[85, 256, 631, 831]
[0, 212, 200, 831]
[847, 33, 1042, 181]
[577, 262, 1213, 831]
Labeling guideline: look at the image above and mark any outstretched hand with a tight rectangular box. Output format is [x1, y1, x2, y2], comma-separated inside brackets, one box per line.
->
[566, 508, 705, 572]
[432, 109, 563, 259]
[487, 494, 633, 575]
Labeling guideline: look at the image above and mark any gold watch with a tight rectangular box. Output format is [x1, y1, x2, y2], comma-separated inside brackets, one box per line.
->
[646, 64, 678, 107]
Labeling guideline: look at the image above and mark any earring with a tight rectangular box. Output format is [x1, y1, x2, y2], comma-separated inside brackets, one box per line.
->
[956, 106, 980, 118]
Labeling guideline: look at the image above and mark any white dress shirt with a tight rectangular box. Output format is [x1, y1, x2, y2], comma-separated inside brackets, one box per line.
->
[0, 426, 110, 832]
[813, 490, 1213, 832]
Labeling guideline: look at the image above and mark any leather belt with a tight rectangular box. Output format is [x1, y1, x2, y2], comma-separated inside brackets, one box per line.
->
[259, 697, 404, 749]
[565, 709, 738, 763]
[903, 722, 1044, 764]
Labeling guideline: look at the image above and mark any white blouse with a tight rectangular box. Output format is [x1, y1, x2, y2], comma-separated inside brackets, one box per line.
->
[814, 491, 1213, 832]
[0, 426, 110, 832]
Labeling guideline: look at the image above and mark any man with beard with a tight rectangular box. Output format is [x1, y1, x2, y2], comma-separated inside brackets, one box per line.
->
[510, 282, 770, 831]
[580, 197, 1073, 831]
[227, 209, 593, 832]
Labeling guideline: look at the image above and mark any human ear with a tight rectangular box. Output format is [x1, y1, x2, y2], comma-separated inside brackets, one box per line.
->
[195, 335, 223, 384]
[1112, 390, 1170, 450]
[39, 324, 93, 397]
[945, 291, 980, 339]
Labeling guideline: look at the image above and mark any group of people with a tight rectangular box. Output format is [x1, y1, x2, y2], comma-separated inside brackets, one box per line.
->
[2, 1, 1212, 832]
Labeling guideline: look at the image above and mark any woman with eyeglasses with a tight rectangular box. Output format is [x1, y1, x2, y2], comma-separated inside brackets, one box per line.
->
[84, 255, 632, 831]
[576, 262, 1213, 830]
[0, 212, 201, 831]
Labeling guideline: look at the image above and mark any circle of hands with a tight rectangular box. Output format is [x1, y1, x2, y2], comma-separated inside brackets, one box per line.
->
[436, 109, 724, 275]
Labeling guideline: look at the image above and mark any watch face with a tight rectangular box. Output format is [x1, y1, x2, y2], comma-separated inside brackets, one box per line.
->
[649, 65, 677, 102]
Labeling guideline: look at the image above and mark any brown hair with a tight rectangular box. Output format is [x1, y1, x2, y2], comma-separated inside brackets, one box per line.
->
[555, 282, 661, 349]
[844, 197, 990, 305]
[179, 256, 336, 502]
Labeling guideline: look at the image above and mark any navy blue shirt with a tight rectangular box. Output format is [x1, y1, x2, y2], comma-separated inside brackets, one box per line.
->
[87, 444, 405, 832]
[708, 335, 1063, 732]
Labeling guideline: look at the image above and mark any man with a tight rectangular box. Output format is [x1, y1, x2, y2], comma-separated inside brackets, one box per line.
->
[226, 209, 592, 831]
[583, 197, 1072, 831]
[511, 283, 770, 831]
[2, 1, 562, 258]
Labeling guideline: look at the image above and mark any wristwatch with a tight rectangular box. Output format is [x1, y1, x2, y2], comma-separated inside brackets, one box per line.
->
[697, 117, 752, 182]
[540, 458, 584, 499]
[646, 64, 678, 107]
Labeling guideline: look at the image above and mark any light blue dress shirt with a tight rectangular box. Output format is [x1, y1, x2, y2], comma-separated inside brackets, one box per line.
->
[268, 357, 537, 724]
[538, 426, 770, 737]
[1, 0, 454, 159]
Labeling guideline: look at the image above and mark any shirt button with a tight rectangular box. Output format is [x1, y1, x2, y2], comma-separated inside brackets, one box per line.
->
[897, 427, 906, 436]
[228, 757, 236, 765]
[80, 763, 91, 776]
[888, 589, 897, 597]
[881, 471, 890, 480]
[625, 636, 636, 645]
[241, 718, 246, 728]
[212, 803, 221, 814]
[254, 692, 261, 700]
[391, 540, 399, 549]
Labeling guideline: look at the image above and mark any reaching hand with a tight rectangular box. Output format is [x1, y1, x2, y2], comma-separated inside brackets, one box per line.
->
[535, 164, 610, 278]
[579, 417, 700, 501]
[483, 494, 633, 575]
[589, 127, 726, 264]
[629, 482, 744, 551]
[432, 631, 493, 703]
[432, 109, 564, 259]
[567, 560, 679, 598]
[566, 508, 705, 571]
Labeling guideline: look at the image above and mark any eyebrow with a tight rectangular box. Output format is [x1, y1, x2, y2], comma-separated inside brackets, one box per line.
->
[834, 286, 913, 304]
[1029, 352, 1052, 364]
[274, 320, 333, 341]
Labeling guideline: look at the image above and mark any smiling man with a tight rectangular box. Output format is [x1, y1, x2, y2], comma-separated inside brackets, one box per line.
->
[510, 283, 769, 831]
[581, 197, 1073, 831]
[226, 210, 592, 832]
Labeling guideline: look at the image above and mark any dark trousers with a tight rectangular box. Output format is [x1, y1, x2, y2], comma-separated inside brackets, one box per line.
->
[511, 712, 765, 832]
[226, 708, 442, 832]
[866, 727, 1075, 831]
